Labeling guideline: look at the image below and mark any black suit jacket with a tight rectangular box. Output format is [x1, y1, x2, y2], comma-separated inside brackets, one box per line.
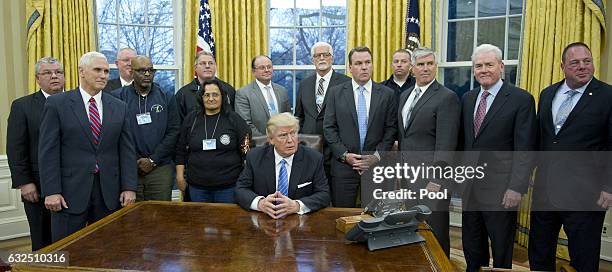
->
[7, 91, 46, 189]
[102, 78, 122, 93]
[235, 145, 330, 212]
[38, 89, 137, 214]
[323, 81, 398, 178]
[534, 77, 612, 210]
[294, 71, 350, 135]
[459, 81, 537, 207]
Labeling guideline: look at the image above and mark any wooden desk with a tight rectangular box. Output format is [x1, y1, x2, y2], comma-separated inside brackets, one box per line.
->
[15, 201, 453, 271]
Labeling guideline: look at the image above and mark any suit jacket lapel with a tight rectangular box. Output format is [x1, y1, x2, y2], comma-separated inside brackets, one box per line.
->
[476, 83, 510, 137]
[252, 82, 270, 118]
[539, 82, 560, 136]
[272, 84, 286, 112]
[464, 90, 478, 141]
[69, 89, 96, 148]
[559, 79, 599, 133]
[99, 93, 115, 146]
[288, 147, 303, 198]
[343, 83, 359, 128]
[264, 146, 277, 194]
[398, 87, 412, 134]
[405, 81, 438, 131]
[318, 72, 337, 118]
[367, 84, 382, 129]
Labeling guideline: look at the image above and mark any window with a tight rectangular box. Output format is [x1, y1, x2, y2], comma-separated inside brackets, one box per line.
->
[96, 0, 182, 94]
[269, 0, 347, 109]
[439, 0, 523, 98]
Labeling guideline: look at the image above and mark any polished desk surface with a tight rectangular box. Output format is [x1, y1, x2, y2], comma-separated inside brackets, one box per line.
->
[19, 201, 453, 272]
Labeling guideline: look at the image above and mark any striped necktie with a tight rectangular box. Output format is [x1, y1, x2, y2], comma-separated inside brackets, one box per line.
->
[316, 78, 325, 113]
[357, 86, 368, 151]
[88, 97, 101, 173]
[278, 159, 288, 196]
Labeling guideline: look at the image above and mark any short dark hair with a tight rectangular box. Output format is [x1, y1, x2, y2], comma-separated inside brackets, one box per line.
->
[562, 42, 591, 63]
[251, 55, 272, 69]
[196, 79, 229, 116]
[348, 46, 372, 65]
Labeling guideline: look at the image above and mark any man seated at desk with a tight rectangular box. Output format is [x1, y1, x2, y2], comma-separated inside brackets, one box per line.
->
[235, 113, 330, 218]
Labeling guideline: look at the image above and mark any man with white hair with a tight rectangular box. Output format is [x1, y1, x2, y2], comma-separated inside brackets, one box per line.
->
[38, 51, 137, 242]
[459, 44, 536, 271]
[103, 47, 137, 92]
[235, 113, 330, 218]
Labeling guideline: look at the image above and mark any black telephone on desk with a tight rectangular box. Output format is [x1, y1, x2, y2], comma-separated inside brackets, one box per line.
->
[345, 205, 432, 251]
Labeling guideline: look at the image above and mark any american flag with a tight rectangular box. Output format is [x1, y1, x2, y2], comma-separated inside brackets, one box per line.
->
[405, 0, 420, 52]
[197, 0, 215, 55]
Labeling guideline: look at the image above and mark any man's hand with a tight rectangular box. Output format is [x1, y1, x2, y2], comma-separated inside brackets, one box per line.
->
[345, 153, 361, 166]
[425, 182, 441, 193]
[501, 189, 522, 208]
[137, 158, 154, 175]
[19, 183, 39, 203]
[45, 194, 68, 212]
[176, 176, 188, 192]
[273, 192, 300, 218]
[120, 191, 136, 207]
[258, 194, 281, 219]
[597, 191, 612, 209]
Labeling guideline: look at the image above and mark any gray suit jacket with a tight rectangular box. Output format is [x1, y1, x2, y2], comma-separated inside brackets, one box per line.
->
[398, 80, 460, 166]
[235, 81, 290, 136]
[38, 89, 137, 214]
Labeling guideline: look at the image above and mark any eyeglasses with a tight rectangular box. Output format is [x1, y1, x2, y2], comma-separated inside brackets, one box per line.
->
[134, 68, 156, 74]
[255, 65, 273, 71]
[38, 70, 64, 77]
[276, 130, 298, 142]
[313, 52, 332, 59]
[203, 93, 220, 99]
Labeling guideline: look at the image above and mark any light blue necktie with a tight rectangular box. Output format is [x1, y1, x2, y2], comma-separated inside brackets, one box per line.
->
[554, 90, 579, 134]
[278, 159, 288, 196]
[264, 86, 277, 114]
[357, 86, 368, 151]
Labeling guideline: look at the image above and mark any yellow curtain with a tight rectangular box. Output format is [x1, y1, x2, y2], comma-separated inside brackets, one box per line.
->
[419, 0, 434, 49]
[26, 0, 95, 92]
[517, 0, 606, 260]
[182, 0, 268, 89]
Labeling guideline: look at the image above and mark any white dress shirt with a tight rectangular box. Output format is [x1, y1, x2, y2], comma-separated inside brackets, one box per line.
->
[249, 148, 311, 215]
[120, 76, 133, 87]
[401, 79, 435, 126]
[315, 69, 334, 96]
[472, 79, 503, 119]
[551, 79, 590, 122]
[79, 87, 103, 121]
[255, 79, 279, 113]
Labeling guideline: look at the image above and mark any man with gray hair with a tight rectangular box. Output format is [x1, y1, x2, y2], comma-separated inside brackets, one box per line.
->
[235, 113, 330, 218]
[459, 43, 536, 271]
[38, 51, 137, 242]
[103, 47, 137, 92]
[397, 47, 460, 257]
[7, 57, 65, 250]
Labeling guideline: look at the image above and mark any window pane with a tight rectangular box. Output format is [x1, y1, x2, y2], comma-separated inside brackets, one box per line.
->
[118, 0, 145, 24]
[507, 17, 521, 59]
[148, 0, 173, 26]
[447, 21, 474, 62]
[150, 27, 175, 65]
[108, 69, 119, 80]
[296, 28, 320, 65]
[477, 18, 505, 54]
[97, 0, 116, 23]
[504, 65, 517, 85]
[448, 0, 475, 19]
[154, 69, 177, 95]
[272, 70, 295, 110]
[270, 28, 294, 65]
[98, 24, 118, 63]
[442, 67, 472, 98]
[335, 69, 346, 75]
[118, 26, 146, 55]
[478, 0, 506, 17]
[323, 27, 346, 65]
[270, 1, 294, 27]
[296, 1, 320, 27]
[322, 0, 346, 26]
[510, 0, 523, 15]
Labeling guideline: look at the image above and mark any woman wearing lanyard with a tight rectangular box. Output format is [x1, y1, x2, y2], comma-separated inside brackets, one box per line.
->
[175, 79, 251, 203]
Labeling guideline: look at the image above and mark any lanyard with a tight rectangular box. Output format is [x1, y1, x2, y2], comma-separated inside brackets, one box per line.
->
[137, 94, 148, 114]
[204, 114, 221, 139]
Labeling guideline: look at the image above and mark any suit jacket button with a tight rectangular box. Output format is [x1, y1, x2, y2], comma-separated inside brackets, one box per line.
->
[553, 141, 558, 144]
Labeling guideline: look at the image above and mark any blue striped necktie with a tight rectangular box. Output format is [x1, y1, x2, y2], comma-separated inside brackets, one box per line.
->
[554, 89, 579, 134]
[357, 86, 368, 151]
[278, 159, 288, 196]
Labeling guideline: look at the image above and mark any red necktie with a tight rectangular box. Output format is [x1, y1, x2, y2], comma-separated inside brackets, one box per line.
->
[88, 97, 101, 173]
[473, 90, 490, 136]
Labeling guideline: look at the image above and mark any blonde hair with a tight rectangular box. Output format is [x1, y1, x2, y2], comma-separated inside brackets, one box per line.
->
[266, 113, 300, 137]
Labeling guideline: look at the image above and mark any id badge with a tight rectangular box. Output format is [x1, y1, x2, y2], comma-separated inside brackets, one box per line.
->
[316, 95, 324, 105]
[136, 112, 152, 125]
[202, 139, 217, 150]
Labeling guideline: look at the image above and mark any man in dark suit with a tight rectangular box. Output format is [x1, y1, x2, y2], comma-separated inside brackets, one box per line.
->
[382, 48, 415, 98]
[323, 46, 398, 208]
[397, 47, 460, 257]
[235, 113, 330, 218]
[529, 42, 612, 271]
[39, 51, 137, 242]
[175, 50, 236, 122]
[459, 44, 536, 271]
[7, 57, 65, 250]
[102, 48, 136, 92]
[236, 55, 291, 136]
